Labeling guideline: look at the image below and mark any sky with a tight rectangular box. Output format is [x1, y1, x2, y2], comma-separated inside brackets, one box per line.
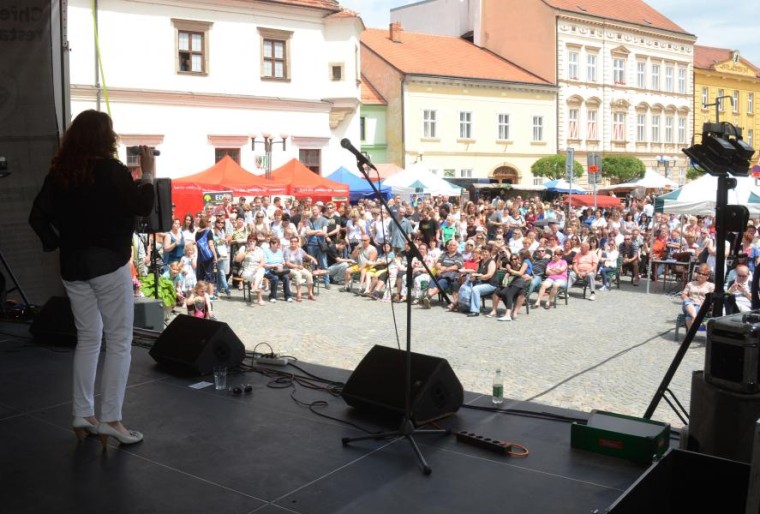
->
[338, 0, 760, 67]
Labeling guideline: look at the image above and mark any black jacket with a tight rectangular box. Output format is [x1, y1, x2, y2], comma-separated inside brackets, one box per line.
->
[29, 158, 155, 281]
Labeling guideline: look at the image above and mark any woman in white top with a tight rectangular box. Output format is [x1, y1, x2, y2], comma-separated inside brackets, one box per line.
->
[235, 235, 266, 305]
[599, 239, 620, 291]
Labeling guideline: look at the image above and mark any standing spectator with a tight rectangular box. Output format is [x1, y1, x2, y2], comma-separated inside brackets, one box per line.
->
[303, 206, 329, 288]
[29, 110, 154, 446]
[212, 217, 232, 298]
[388, 207, 414, 254]
[195, 215, 218, 289]
[181, 213, 196, 245]
[162, 218, 186, 272]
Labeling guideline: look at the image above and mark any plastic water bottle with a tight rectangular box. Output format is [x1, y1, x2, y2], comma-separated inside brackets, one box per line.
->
[492, 368, 504, 405]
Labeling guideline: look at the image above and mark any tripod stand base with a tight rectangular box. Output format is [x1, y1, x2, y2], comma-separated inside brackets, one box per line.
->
[342, 417, 450, 475]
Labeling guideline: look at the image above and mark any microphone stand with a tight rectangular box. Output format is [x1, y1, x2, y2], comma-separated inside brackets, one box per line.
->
[340, 154, 450, 476]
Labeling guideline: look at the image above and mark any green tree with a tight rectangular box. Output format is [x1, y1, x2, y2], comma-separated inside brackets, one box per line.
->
[686, 166, 706, 181]
[531, 155, 583, 180]
[601, 155, 645, 183]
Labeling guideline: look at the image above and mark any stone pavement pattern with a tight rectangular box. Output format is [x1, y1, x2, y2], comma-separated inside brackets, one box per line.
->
[212, 281, 705, 428]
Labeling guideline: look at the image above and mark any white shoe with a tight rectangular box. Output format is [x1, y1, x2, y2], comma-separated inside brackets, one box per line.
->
[599, 286, 608, 292]
[497, 315, 512, 321]
[97, 423, 143, 448]
[269, 298, 277, 303]
[589, 293, 596, 301]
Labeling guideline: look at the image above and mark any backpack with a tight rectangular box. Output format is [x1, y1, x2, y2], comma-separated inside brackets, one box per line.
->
[197, 230, 214, 260]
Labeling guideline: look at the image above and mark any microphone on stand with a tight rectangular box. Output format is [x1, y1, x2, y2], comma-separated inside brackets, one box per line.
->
[340, 138, 377, 171]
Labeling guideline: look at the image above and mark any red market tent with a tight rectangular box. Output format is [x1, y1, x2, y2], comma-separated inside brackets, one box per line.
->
[270, 158, 349, 201]
[563, 194, 622, 209]
[172, 156, 288, 217]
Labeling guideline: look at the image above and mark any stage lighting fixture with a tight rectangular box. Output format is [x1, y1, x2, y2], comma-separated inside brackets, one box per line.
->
[683, 122, 755, 177]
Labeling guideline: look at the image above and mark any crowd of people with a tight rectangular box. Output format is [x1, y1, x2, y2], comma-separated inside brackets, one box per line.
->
[134, 190, 757, 326]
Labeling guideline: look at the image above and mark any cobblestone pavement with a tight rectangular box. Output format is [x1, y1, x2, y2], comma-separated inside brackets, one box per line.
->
[212, 279, 704, 428]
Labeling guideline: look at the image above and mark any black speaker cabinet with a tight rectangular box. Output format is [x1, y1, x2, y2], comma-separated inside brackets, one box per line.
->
[688, 370, 760, 463]
[136, 178, 172, 233]
[706, 312, 760, 394]
[607, 448, 749, 514]
[149, 315, 245, 375]
[341, 345, 463, 426]
[29, 296, 77, 346]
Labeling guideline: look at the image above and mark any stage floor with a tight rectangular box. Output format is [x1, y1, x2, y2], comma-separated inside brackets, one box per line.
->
[0, 322, 657, 514]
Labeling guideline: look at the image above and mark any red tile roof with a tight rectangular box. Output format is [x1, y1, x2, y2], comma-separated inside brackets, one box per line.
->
[266, 0, 341, 12]
[361, 28, 552, 85]
[361, 75, 387, 105]
[694, 45, 760, 77]
[542, 0, 690, 35]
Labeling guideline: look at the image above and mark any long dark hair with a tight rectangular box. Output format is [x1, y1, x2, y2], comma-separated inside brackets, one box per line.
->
[49, 110, 118, 189]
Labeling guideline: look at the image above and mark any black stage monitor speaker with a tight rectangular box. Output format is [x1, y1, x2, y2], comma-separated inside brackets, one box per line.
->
[29, 296, 77, 346]
[136, 178, 172, 233]
[149, 314, 245, 375]
[341, 345, 464, 426]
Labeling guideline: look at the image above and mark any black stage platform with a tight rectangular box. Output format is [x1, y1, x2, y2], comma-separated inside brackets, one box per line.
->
[0, 323, 658, 514]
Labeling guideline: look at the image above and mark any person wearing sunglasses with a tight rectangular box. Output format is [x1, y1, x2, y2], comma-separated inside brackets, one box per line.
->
[726, 263, 752, 313]
[680, 263, 715, 329]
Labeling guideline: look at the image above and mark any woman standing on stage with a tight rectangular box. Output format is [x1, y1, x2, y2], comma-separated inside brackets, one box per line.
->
[29, 110, 155, 447]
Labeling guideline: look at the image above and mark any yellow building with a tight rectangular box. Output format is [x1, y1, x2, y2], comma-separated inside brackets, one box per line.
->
[694, 46, 760, 163]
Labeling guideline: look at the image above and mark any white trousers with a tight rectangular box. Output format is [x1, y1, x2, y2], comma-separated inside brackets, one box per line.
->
[63, 262, 133, 422]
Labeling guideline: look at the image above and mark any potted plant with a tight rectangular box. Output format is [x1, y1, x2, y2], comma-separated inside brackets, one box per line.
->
[139, 273, 177, 315]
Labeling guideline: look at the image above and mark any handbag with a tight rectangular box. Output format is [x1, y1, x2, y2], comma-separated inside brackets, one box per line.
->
[196, 230, 214, 260]
[216, 244, 228, 258]
[318, 239, 328, 252]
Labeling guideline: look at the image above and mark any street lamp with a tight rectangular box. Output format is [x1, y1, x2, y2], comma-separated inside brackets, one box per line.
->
[656, 155, 677, 178]
[251, 133, 288, 179]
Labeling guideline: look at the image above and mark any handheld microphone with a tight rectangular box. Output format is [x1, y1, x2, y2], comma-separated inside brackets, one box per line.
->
[340, 138, 376, 171]
[127, 146, 161, 157]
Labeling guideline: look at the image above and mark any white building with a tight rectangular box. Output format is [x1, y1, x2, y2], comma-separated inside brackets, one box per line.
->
[67, 0, 362, 179]
[393, 0, 697, 184]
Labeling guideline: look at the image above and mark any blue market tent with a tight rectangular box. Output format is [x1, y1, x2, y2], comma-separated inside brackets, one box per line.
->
[326, 166, 392, 202]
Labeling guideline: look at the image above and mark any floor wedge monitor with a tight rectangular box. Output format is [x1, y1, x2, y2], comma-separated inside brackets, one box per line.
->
[341, 345, 464, 426]
[149, 314, 245, 375]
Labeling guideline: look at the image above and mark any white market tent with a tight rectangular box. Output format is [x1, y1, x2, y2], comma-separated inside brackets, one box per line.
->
[654, 174, 760, 216]
[600, 169, 679, 192]
[381, 164, 462, 197]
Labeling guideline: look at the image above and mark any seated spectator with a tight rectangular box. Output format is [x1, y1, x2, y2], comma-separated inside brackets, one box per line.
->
[568, 241, 599, 301]
[422, 239, 464, 309]
[342, 236, 377, 292]
[619, 232, 641, 285]
[263, 238, 292, 303]
[364, 242, 394, 298]
[284, 236, 318, 302]
[528, 247, 550, 295]
[325, 239, 352, 286]
[235, 235, 265, 306]
[681, 263, 715, 329]
[459, 246, 498, 317]
[490, 249, 532, 321]
[533, 248, 568, 308]
[186, 280, 213, 319]
[598, 239, 619, 291]
[726, 264, 752, 313]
